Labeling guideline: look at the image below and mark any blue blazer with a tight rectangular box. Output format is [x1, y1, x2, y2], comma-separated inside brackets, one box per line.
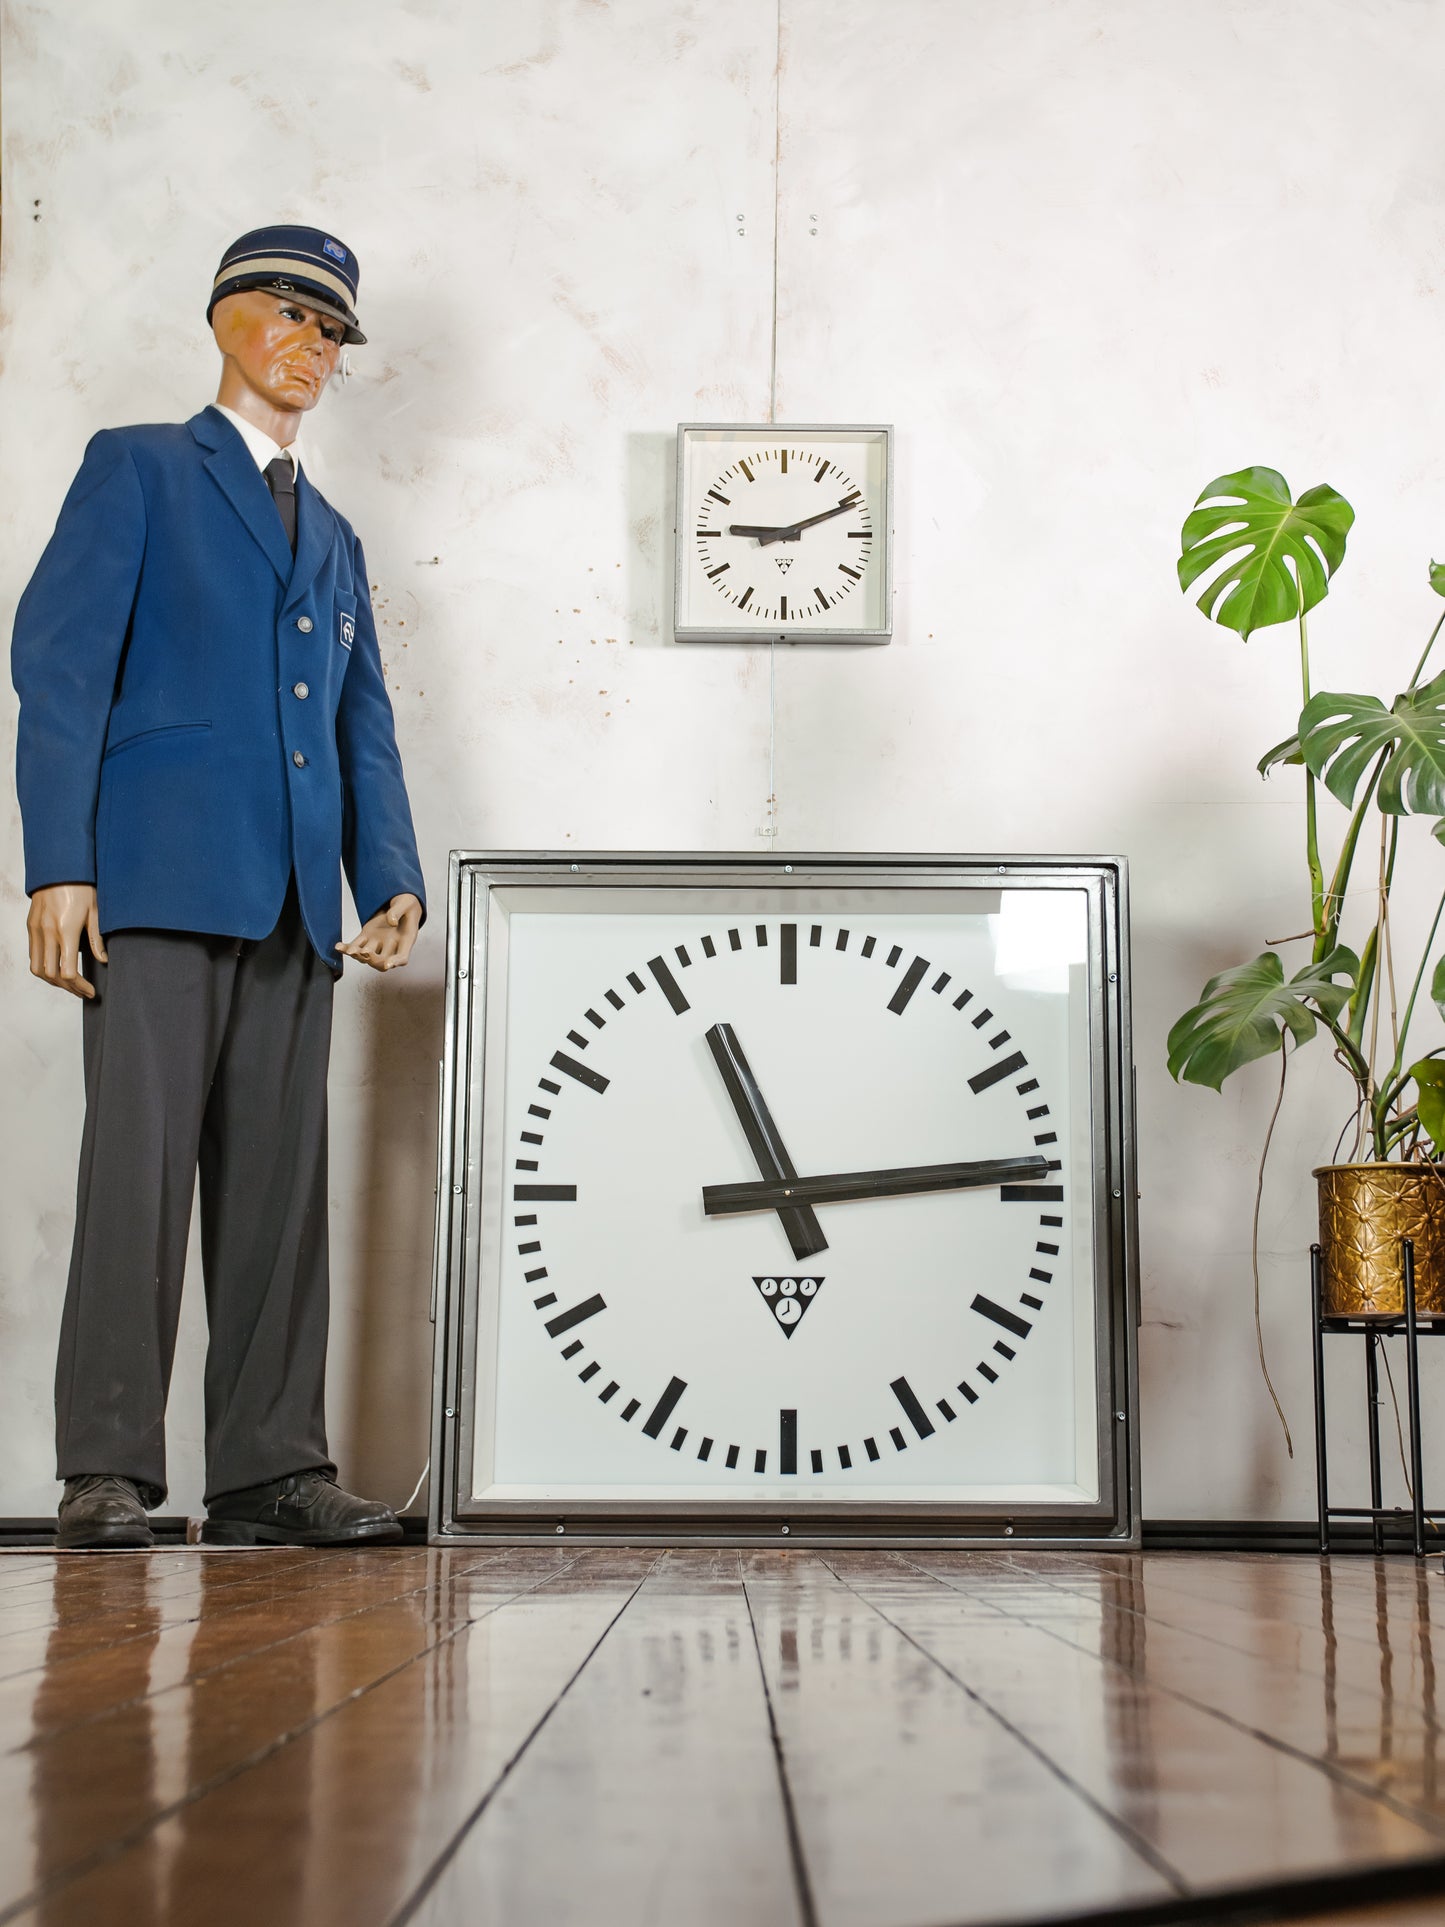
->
[12, 406, 425, 964]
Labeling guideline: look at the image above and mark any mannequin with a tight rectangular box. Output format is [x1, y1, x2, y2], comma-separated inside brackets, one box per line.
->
[13, 227, 426, 1549]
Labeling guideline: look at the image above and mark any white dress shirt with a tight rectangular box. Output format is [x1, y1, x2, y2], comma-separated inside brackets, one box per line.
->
[213, 403, 304, 478]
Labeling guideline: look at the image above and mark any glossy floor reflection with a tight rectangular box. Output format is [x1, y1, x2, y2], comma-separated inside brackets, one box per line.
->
[1, 1548, 1444, 1924]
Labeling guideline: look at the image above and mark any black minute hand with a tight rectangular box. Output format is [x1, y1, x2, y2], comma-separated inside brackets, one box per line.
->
[728, 499, 857, 546]
[702, 1154, 1050, 1218]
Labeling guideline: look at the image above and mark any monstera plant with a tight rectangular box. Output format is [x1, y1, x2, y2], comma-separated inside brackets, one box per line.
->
[1169, 468, 1445, 1443]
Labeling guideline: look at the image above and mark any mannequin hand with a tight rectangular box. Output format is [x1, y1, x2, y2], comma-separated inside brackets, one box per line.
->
[27, 884, 107, 1000]
[335, 893, 423, 973]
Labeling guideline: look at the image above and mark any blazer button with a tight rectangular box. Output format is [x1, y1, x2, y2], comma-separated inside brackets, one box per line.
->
[297, 616, 314, 634]
[293, 750, 307, 767]
[293, 682, 310, 700]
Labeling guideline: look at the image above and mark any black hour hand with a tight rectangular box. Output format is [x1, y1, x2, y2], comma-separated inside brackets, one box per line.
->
[702, 1154, 1050, 1218]
[704, 1022, 827, 1260]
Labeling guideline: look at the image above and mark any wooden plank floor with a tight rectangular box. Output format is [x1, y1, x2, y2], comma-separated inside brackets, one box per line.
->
[2, 1549, 1445, 1925]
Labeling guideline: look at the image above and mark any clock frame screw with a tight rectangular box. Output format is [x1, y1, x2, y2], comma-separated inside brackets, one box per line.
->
[784, 865, 793, 874]
[453, 1183, 463, 1195]
[1003, 1525, 1015, 1536]
[1112, 1188, 1122, 1198]
[1115, 1411, 1126, 1422]
[555, 1523, 565, 1534]
[570, 864, 579, 873]
[781, 1524, 790, 1535]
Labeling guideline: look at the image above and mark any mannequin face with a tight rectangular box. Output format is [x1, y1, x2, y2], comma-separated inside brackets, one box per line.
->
[211, 289, 344, 437]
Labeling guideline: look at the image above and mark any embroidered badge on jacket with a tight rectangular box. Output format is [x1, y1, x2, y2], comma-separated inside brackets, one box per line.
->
[338, 611, 355, 650]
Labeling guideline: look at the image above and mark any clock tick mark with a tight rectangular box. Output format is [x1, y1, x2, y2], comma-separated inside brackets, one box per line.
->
[585, 1008, 605, 1028]
[515, 1159, 538, 1171]
[515, 1214, 537, 1227]
[1017, 1078, 1040, 1095]
[545, 1294, 606, 1338]
[932, 973, 951, 994]
[1027, 1104, 1050, 1119]
[1034, 1132, 1057, 1145]
[670, 1428, 687, 1451]
[518, 1240, 541, 1255]
[1002, 1183, 1064, 1202]
[726, 1445, 740, 1469]
[937, 1399, 957, 1422]
[953, 989, 973, 1010]
[891, 1375, 936, 1440]
[539, 1078, 561, 1096]
[528, 1105, 551, 1120]
[533, 1293, 557, 1309]
[889, 1427, 907, 1452]
[754, 1450, 767, 1474]
[579, 1361, 600, 1382]
[566, 1029, 589, 1050]
[1022, 1294, 1043, 1311]
[971, 1008, 993, 1028]
[861, 935, 876, 958]
[1042, 1214, 1063, 1226]
[521, 1131, 543, 1146]
[780, 923, 797, 984]
[886, 945, 902, 967]
[647, 955, 690, 1015]
[675, 944, 692, 967]
[969, 1051, 1028, 1093]
[642, 1375, 687, 1439]
[621, 1399, 641, 1421]
[989, 1031, 1011, 1049]
[698, 1437, 713, 1461]
[599, 1381, 619, 1403]
[728, 928, 742, 951]
[836, 929, 849, 951]
[887, 955, 929, 1014]
[838, 1445, 853, 1468]
[605, 989, 625, 1010]
[973, 1295, 1032, 1340]
[811, 1449, 824, 1473]
[1030, 1269, 1053, 1283]
[702, 934, 717, 958]
[525, 1267, 547, 1284]
[958, 1381, 979, 1404]
[551, 1050, 610, 1094]
[755, 924, 768, 947]
[560, 1340, 583, 1359]
[978, 1362, 999, 1384]
[1037, 1241, 1059, 1255]
[864, 1436, 880, 1462]
[809, 925, 822, 948]
[626, 971, 645, 994]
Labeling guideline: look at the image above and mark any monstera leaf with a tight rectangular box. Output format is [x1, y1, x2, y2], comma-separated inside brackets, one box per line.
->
[1167, 947, 1358, 1091]
[1408, 1058, 1445, 1152]
[1298, 672, 1445, 814]
[1178, 468, 1354, 640]
[1257, 732, 1303, 777]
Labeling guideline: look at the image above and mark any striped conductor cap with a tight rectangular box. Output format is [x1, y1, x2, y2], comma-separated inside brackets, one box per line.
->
[207, 224, 366, 344]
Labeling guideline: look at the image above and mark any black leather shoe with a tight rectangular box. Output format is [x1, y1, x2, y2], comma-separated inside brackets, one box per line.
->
[56, 1475, 155, 1550]
[201, 1471, 403, 1546]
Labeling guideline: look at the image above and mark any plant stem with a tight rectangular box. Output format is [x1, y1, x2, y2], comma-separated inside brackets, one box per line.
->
[1408, 606, 1445, 692]
[1251, 1037, 1294, 1459]
[1300, 610, 1327, 951]
[1376, 884, 1445, 1115]
[1322, 752, 1388, 953]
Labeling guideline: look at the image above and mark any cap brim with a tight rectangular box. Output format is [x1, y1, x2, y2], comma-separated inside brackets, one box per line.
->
[208, 274, 366, 345]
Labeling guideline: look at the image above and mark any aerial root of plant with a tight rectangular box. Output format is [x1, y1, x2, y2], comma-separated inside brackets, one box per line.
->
[1253, 1036, 1294, 1459]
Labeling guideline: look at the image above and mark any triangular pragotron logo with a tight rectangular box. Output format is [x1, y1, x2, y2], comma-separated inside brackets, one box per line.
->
[753, 1275, 822, 1336]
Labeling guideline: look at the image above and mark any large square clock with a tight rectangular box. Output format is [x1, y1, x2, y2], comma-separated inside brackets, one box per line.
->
[673, 423, 893, 644]
[429, 854, 1140, 1547]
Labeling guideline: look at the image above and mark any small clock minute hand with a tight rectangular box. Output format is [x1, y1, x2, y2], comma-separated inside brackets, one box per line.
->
[727, 499, 857, 547]
[704, 1023, 828, 1260]
[702, 1154, 1051, 1218]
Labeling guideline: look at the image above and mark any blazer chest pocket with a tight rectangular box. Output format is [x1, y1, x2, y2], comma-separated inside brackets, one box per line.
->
[336, 594, 357, 651]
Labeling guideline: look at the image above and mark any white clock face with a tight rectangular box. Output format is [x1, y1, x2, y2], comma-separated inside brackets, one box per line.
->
[468, 887, 1102, 1509]
[675, 426, 891, 640]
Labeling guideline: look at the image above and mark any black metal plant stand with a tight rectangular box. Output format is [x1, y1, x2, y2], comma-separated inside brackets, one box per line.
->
[1312, 1237, 1434, 1557]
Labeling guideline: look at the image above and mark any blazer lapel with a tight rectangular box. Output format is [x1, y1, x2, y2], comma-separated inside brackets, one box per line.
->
[189, 407, 293, 585]
[286, 467, 330, 611]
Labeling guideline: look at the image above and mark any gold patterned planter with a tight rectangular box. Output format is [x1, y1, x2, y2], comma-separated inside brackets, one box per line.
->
[1314, 1163, 1445, 1317]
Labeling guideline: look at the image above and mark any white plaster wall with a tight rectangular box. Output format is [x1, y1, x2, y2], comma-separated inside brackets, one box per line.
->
[2, 0, 1443, 1521]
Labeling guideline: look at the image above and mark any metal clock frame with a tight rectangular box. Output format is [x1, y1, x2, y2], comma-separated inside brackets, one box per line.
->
[673, 423, 894, 645]
[429, 852, 1140, 1548]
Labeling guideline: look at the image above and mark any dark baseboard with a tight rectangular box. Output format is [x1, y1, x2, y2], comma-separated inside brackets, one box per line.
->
[0, 1514, 1436, 1554]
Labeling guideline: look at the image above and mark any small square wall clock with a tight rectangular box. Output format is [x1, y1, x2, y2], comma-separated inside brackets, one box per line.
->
[429, 853, 1140, 1547]
[674, 424, 893, 644]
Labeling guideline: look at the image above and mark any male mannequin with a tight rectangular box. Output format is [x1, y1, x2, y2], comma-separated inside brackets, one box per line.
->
[12, 226, 425, 1549]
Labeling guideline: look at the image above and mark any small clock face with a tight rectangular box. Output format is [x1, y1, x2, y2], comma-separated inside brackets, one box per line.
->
[467, 887, 1102, 1509]
[675, 425, 891, 642]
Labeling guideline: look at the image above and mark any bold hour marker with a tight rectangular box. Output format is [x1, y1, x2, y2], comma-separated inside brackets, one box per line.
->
[847, 531, 871, 539]
[815, 460, 829, 482]
[642, 1375, 687, 1440]
[891, 1376, 936, 1440]
[842, 490, 862, 505]
[780, 595, 788, 620]
[513, 1185, 577, 1202]
[838, 564, 861, 580]
[814, 588, 828, 608]
[707, 489, 730, 504]
[780, 1409, 798, 1475]
[780, 923, 798, 985]
[551, 1050, 609, 1094]
[706, 562, 729, 579]
[972, 1294, 1032, 1340]
[1003, 1185, 1064, 1203]
[544, 1294, 607, 1339]
[739, 460, 754, 482]
[888, 955, 930, 1015]
[695, 531, 711, 540]
[738, 587, 753, 610]
[780, 449, 787, 473]
[968, 1051, 1028, 1093]
[647, 955, 690, 1015]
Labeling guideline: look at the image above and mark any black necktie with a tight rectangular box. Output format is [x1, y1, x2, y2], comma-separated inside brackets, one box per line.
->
[264, 455, 297, 555]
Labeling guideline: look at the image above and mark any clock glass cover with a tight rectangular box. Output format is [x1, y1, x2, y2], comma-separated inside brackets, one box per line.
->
[433, 857, 1137, 1543]
[674, 424, 892, 643]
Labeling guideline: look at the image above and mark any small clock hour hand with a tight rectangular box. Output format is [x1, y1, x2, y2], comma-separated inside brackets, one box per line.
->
[704, 1022, 828, 1261]
[727, 499, 858, 547]
[702, 1154, 1050, 1218]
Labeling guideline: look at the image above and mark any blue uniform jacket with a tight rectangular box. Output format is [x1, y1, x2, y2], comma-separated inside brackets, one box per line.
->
[11, 406, 425, 965]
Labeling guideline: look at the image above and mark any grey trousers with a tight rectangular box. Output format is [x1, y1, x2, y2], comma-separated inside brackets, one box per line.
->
[55, 884, 337, 1505]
